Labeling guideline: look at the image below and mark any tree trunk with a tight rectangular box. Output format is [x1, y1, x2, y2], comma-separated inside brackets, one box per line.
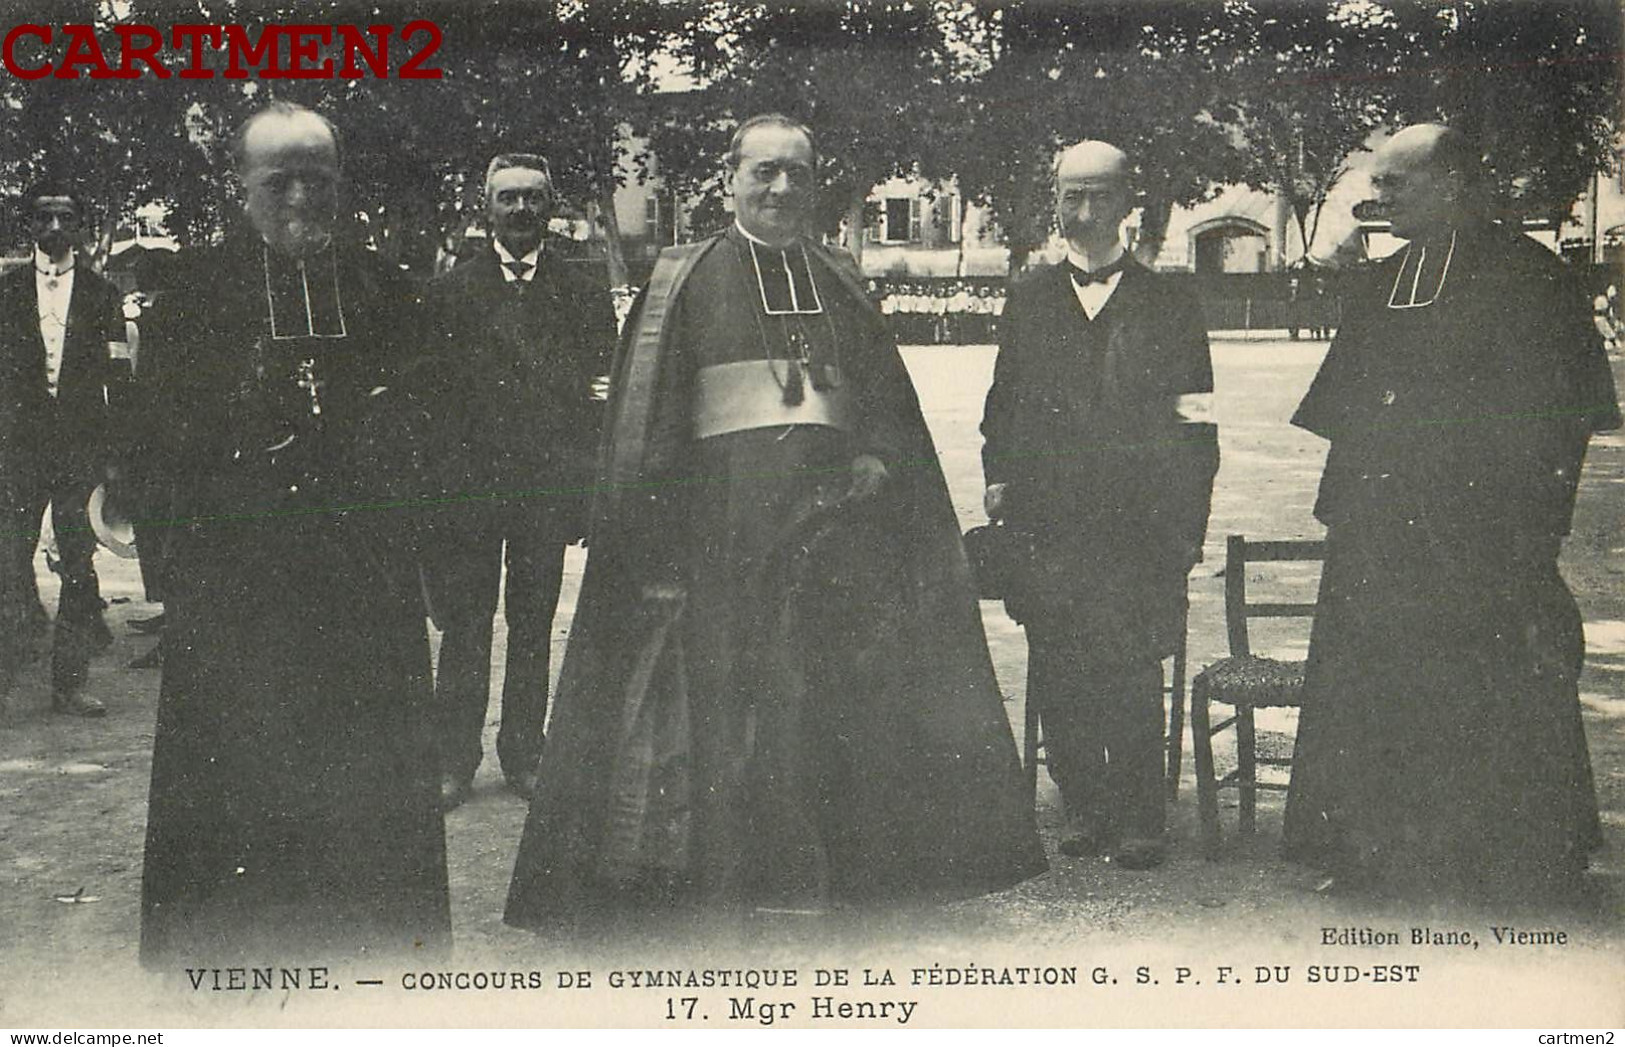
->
[92, 187, 120, 275]
[1291, 195, 1313, 262]
[1305, 198, 1326, 263]
[1134, 196, 1174, 268]
[596, 184, 630, 289]
[845, 188, 866, 268]
[453, 174, 484, 258]
[956, 194, 971, 277]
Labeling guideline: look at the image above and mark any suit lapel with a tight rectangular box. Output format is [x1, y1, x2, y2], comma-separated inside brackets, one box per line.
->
[471, 249, 507, 295]
[5, 267, 50, 380]
[1095, 261, 1150, 326]
[1039, 260, 1153, 413]
[1043, 264, 1091, 325]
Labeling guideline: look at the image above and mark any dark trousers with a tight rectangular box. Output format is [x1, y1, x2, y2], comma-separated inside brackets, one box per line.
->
[427, 504, 567, 784]
[133, 521, 167, 603]
[1025, 619, 1166, 839]
[6, 469, 102, 696]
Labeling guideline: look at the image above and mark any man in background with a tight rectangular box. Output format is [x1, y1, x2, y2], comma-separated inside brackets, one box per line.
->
[421, 153, 615, 808]
[0, 182, 123, 716]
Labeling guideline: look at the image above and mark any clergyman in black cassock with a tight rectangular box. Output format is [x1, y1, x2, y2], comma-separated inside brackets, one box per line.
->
[1282, 125, 1621, 902]
[981, 141, 1218, 868]
[505, 115, 1043, 935]
[138, 103, 449, 967]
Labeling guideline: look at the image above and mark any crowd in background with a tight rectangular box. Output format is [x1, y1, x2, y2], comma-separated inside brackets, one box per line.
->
[874, 278, 1006, 345]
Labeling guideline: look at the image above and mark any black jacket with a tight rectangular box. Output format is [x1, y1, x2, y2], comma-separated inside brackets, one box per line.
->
[0, 260, 123, 484]
[419, 247, 616, 514]
[980, 259, 1219, 647]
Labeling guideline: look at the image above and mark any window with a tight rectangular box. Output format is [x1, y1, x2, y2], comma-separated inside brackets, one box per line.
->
[644, 194, 662, 242]
[882, 197, 921, 243]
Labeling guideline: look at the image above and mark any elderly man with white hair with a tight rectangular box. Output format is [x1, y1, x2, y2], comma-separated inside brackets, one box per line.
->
[981, 140, 1219, 870]
[139, 101, 450, 968]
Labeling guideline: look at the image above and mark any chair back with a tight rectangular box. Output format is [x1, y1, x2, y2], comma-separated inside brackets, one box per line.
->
[1223, 535, 1325, 659]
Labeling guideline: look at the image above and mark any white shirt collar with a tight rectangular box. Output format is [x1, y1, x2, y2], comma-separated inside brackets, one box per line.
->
[1064, 242, 1126, 275]
[493, 238, 540, 278]
[1064, 244, 1127, 322]
[34, 247, 75, 277]
[735, 219, 803, 250]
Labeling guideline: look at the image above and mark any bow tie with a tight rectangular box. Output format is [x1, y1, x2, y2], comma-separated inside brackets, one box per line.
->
[1066, 257, 1126, 286]
[503, 259, 534, 282]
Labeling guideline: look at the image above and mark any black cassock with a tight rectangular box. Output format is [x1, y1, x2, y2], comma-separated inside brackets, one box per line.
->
[1283, 222, 1621, 901]
[138, 234, 449, 966]
[505, 229, 1043, 933]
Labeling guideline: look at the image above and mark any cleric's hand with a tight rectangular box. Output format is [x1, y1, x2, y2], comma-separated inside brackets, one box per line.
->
[983, 483, 1007, 521]
[848, 454, 889, 501]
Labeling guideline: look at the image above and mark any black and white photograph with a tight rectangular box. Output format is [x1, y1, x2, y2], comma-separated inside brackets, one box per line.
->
[0, 0, 1621, 1031]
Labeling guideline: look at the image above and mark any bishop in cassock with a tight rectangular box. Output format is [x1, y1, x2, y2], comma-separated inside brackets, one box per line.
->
[1282, 124, 1621, 902]
[138, 102, 450, 966]
[504, 114, 1044, 934]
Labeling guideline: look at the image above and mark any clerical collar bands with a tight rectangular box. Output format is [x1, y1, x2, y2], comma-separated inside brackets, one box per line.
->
[264, 243, 348, 339]
[1387, 231, 1455, 310]
[747, 239, 825, 315]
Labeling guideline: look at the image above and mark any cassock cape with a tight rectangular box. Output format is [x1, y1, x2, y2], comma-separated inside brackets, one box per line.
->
[138, 233, 449, 966]
[504, 232, 1045, 931]
[1282, 221, 1620, 900]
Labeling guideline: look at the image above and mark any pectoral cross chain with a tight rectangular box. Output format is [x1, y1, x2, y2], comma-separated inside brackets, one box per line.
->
[786, 326, 812, 368]
[295, 358, 324, 416]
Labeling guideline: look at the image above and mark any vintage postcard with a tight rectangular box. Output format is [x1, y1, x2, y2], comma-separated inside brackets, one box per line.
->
[0, 0, 1620, 1031]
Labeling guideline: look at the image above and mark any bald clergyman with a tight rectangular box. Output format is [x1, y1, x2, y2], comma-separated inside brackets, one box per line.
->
[1282, 124, 1621, 903]
[138, 101, 449, 966]
[981, 140, 1219, 870]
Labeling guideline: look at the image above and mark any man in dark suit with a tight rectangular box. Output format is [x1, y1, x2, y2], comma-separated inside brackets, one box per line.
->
[422, 153, 615, 809]
[0, 183, 124, 716]
[981, 140, 1219, 869]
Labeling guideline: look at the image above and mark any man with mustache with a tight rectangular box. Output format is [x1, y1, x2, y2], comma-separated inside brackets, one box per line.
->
[420, 154, 614, 809]
[138, 101, 450, 966]
[981, 140, 1219, 870]
[0, 181, 124, 715]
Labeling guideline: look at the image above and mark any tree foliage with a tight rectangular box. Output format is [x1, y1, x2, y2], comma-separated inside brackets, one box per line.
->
[645, 0, 964, 266]
[1376, 0, 1622, 227]
[2, 0, 696, 281]
[1, 0, 1617, 277]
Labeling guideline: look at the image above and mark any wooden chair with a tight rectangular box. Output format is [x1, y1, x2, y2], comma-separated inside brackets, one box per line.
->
[1190, 535, 1324, 857]
[1021, 598, 1189, 810]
